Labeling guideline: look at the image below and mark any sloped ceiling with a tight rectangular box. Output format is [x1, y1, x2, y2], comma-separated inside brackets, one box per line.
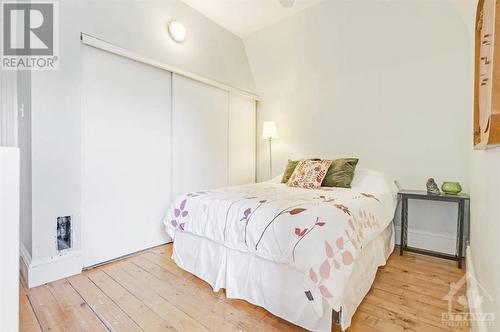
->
[181, 0, 323, 37]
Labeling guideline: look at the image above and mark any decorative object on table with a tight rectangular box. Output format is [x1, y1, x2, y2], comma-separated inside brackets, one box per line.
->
[441, 182, 462, 195]
[474, 0, 500, 148]
[398, 189, 470, 268]
[262, 121, 278, 179]
[426, 178, 440, 195]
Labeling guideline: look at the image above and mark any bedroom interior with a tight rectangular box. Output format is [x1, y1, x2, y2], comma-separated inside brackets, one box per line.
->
[0, 0, 499, 331]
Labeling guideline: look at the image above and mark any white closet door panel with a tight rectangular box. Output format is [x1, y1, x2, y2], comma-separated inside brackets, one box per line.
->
[82, 46, 171, 267]
[228, 94, 256, 185]
[172, 74, 228, 197]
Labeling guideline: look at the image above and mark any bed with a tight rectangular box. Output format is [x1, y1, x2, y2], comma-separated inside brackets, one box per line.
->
[163, 168, 398, 331]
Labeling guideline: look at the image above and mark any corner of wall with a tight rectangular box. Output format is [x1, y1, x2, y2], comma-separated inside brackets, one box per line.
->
[466, 245, 491, 332]
[241, 40, 258, 96]
[17, 69, 33, 257]
[19, 242, 31, 286]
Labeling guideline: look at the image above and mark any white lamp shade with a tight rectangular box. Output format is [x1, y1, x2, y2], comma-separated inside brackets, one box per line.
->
[262, 121, 278, 139]
[168, 21, 187, 43]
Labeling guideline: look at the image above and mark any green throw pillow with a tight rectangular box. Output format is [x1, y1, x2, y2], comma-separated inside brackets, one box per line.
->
[281, 159, 300, 183]
[281, 158, 321, 183]
[321, 158, 359, 188]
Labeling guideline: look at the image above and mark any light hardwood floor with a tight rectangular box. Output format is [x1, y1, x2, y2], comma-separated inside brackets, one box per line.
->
[20, 244, 470, 332]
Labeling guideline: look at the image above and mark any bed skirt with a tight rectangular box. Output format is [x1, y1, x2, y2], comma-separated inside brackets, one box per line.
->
[172, 223, 394, 331]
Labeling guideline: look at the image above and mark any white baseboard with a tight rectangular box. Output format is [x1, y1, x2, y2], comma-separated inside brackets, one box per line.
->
[395, 226, 457, 254]
[21, 245, 83, 288]
[20, 241, 172, 288]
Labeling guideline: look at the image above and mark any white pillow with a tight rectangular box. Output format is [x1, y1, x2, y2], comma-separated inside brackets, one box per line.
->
[269, 173, 284, 183]
[351, 168, 398, 195]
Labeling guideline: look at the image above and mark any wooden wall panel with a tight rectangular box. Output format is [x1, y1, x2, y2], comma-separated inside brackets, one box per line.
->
[474, 0, 500, 148]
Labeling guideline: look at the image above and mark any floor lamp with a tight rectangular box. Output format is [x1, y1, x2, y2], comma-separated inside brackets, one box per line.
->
[262, 121, 278, 179]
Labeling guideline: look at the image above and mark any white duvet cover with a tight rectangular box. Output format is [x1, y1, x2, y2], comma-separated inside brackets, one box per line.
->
[164, 169, 398, 324]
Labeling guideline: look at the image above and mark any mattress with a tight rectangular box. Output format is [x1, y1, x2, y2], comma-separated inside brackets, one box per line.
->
[164, 168, 398, 330]
[172, 223, 395, 331]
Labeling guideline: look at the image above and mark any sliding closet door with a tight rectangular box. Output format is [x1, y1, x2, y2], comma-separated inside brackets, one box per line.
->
[172, 74, 229, 197]
[228, 94, 256, 185]
[82, 46, 171, 267]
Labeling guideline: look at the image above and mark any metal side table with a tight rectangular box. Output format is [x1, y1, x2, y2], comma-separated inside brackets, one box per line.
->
[398, 190, 470, 268]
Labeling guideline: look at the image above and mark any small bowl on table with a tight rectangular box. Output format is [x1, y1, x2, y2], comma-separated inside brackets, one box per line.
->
[441, 182, 462, 195]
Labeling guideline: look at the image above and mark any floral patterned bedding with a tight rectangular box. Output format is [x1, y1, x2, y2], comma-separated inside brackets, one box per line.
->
[164, 170, 398, 314]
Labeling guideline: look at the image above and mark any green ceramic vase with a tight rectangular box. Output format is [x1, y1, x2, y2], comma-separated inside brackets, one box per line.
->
[441, 182, 462, 195]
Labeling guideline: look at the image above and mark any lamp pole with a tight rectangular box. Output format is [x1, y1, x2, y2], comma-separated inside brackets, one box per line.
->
[262, 121, 277, 180]
[269, 137, 273, 179]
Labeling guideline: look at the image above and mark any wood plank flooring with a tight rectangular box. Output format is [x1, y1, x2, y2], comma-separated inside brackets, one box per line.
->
[20, 244, 470, 332]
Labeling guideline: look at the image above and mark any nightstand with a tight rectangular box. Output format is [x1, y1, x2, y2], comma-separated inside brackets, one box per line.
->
[398, 190, 470, 268]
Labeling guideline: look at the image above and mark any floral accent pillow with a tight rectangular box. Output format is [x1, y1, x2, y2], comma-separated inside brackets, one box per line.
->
[287, 159, 332, 189]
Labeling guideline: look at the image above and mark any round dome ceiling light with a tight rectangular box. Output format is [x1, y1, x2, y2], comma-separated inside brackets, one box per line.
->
[168, 21, 187, 43]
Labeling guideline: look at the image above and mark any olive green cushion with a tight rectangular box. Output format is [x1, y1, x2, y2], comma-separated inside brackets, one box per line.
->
[281, 160, 300, 183]
[281, 158, 320, 183]
[321, 158, 359, 188]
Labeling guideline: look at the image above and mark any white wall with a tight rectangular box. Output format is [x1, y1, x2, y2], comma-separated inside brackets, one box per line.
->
[244, 0, 475, 246]
[245, 3, 500, 325]
[0, 71, 17, 147]
[0, 147, 20, 332]
[469, 149, 500, 331]
[28, 0, 256, 285]
[448, 11, 500, 327]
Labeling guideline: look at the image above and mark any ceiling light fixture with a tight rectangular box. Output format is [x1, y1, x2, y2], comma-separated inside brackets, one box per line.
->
[168, 21, 187, 43]
[279, 0, 295, 8]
